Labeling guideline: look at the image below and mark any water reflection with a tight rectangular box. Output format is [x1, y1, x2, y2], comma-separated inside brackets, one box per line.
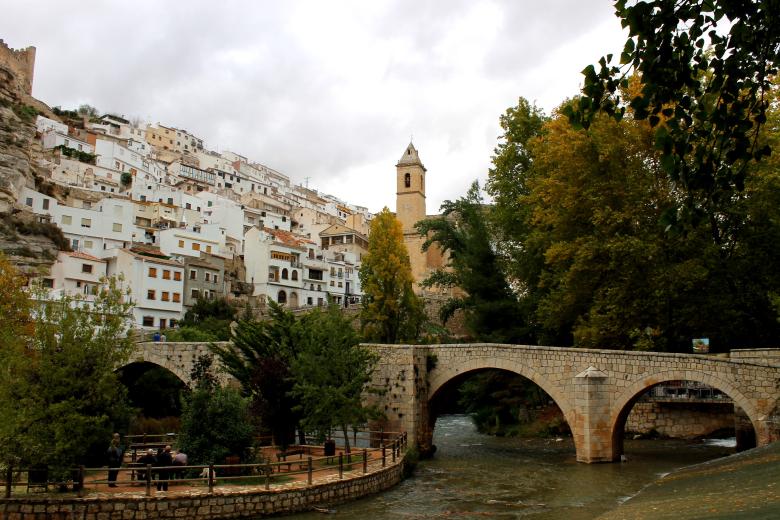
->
[284, 415, 733, 519]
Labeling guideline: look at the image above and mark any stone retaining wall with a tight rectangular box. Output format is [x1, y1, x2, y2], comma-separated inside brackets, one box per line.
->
[625, 401, 734, 438]
[0, 459, 405, 519]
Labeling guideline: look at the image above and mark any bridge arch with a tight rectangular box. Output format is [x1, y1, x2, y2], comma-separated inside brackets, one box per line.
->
[429, 361, 574, 424]
[425, 359, 576, 453]
[609, 369, 763, 459]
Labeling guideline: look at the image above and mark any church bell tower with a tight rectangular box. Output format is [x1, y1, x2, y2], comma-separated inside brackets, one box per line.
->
[395, 142, 426, 235]
[395, 142, 428, 290]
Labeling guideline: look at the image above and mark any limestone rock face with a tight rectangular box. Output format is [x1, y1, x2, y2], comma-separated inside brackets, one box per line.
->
[0, 104, 35, 214]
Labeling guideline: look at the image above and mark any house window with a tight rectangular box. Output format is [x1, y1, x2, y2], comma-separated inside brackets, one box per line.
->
[213, 275, 218, 284]
[185, 203, 191, 209]
[205, 272, 211, 282]
[148, 267, 157, 278]
[172, 293, 180, 303]
[81, 218, 92, 228]
[206, 245, 212, 253]
[282, 268, 289, 280]
[178, 240, 184, 248]
[162, 270, 171, 280]
[62, 215, 72, 225]
[142, 316, 154, 327]
[277, 290, 287, 304]
[291, 270, 298, 281]
[147, 289, 156, 300]
[307, 297, 313, 305]
[192, 243, 200, 251]
[174, 271, 182, 281]
[84, 240, 93, 248]
[338, 282, 343, 288]
[113, 223, 122, 232]
[159, 318, 167, 329]
[81, 264, 93, 274]
[25, 197, 33, 207]
[404, 172, 411, 188]
[189, 269, 197, 280]
[191, 289, 199, 299]
[42, 199, 49, 210]
[161, 291, 170, 302]
[71, 239, 79, 249]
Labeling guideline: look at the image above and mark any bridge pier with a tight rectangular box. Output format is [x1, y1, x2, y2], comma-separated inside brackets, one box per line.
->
[573, 366, 615, 462]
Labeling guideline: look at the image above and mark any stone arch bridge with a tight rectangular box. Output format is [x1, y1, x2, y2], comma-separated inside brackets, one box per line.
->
[365, 344, 780, 462]
[127, 342, 780, 463]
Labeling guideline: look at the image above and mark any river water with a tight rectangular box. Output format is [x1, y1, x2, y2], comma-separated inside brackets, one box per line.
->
[287, 415, 735, 520]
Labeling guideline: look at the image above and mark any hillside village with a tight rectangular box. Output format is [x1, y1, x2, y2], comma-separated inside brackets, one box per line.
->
[2, 39, 383, 330]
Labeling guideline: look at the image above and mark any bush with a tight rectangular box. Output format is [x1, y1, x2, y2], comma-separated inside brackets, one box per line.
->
[177, 386, 254, 465]
[165, 326, 219, 342]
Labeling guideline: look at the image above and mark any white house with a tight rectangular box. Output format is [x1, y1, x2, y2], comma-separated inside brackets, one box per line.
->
[36, 115, 68, 135]
[158, 223, 228, 259]
[106, 248, 185, 329]
[244, 227, 309, 307]
[20, 188, 135, 256]
[42, 130, 94, 154]
[47, 250, 108, 301]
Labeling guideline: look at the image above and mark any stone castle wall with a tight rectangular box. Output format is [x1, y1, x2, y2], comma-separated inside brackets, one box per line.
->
[625, 401, 735, 438]
[0, 458, 405, 519]
[0, 39, 35, 102]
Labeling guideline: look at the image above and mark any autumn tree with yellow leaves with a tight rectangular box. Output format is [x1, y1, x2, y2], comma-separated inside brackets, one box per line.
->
[359, 208, 424, 343]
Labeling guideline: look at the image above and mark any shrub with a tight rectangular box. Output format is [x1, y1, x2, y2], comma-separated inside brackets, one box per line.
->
[177, 386, 254, 465]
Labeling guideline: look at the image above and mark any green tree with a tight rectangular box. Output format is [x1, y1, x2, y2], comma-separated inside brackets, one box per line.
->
[77, 104, 99, 118]
[416, 182, 529, 342]
[0, 255, 35, 469]
[177, 296, 237, 341]
[485, 98, 549, 341]
[2, 275, 135, 479]
[359, 208, 424, 343]
[568, 0, 780, 241]
[291, 305, 379, 454]
[210, 301, 301, 446]
[489, 87, 780, 351]
[177, 385, 254, 465]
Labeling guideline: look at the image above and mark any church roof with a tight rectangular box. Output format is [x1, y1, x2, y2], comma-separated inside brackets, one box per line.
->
[396, 142, 425, 170]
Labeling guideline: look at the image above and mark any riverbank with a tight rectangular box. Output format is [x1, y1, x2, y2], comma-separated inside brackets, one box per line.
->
[597, 441, 780, 519]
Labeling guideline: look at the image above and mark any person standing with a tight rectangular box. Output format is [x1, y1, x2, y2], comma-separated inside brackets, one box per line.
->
[172, 450, 188, 480]
[106, 433, 123, 488]
[137, 448, 156, 482]
[155, 445, 173, 491]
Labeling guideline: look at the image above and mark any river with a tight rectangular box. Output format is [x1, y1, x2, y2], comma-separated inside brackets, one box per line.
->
[286, 414, 735, 519]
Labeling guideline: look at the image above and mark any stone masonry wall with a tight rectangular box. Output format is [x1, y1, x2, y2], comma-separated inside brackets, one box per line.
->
[0, 40, 35, 99]
[625, 401, 735, 438]
[0, 459, 405, 519]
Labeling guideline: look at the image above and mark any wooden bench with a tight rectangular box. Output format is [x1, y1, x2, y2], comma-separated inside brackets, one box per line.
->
[276, 448, 309, 471]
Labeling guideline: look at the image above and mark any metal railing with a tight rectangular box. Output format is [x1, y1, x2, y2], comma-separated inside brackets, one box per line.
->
[1, 430, 408, 498]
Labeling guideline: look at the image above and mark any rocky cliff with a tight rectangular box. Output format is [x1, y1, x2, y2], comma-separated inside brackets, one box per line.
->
[0, 43, 63, 273]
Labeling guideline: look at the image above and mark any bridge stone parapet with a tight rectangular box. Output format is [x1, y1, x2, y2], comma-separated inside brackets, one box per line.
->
[126, 342, 234, 386]
[364, 344, 780, 463]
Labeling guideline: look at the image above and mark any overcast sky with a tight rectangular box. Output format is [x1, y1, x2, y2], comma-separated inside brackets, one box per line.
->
[2, 1, 627, 214]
